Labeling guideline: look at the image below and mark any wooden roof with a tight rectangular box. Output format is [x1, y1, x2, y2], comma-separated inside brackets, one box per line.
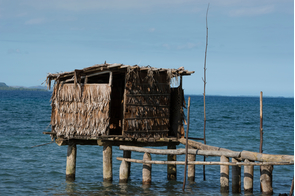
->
[47, 63, 195, 81]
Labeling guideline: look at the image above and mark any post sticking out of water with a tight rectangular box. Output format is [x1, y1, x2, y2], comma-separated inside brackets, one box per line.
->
[244, 159, 254, 193]
[167, 144, 177, 180]
[119, 160, 129, 183]
[188, 146, 196, 182]
[142, 152, 152, 185]
[66, 142, 77, 181]
[123, 150, 131, 178]
[220, 155, 229, 193]
[232, 158, 241, 193]
[182, 96, 191, 191]
[103, 145, 113, 182]
[260, 165, 273, 194]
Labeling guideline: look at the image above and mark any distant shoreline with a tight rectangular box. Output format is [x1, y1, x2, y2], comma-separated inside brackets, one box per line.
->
[0, 82, 48, 92]
[0, 86, 48, 91]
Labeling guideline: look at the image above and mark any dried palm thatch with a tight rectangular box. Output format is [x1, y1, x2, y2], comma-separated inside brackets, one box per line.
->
[47, 63, 194, 140]
[51, 83, 111, 138]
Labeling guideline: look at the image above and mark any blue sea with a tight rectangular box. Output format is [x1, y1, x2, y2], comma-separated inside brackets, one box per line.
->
[0, 90, 293, 195]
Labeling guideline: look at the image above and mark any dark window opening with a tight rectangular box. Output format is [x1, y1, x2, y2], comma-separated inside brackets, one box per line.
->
[109, 73, 125, 135]
[87, 73, 110, 84]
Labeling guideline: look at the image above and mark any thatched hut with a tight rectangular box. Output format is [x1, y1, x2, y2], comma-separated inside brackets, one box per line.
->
[46, 63, 194, 141]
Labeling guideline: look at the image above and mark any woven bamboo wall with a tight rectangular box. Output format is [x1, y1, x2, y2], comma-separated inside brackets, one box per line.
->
[123, 68, 171, 138]
[51, 83, 111, 138]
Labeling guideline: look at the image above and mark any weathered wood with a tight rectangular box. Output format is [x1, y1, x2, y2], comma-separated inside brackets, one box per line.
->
[119, 160, 129, 183]
[260, 91, 263, 154]
[290, 176, 294, 196]
[183, 97, 191, 190]
[103, 145, 112, 182]
[123, 150, 131, 178]
[119, 145, 240, 157]
[220, 156, 229, 193]
[167, 144, 177, 180]
[179, 138, 238, 153]
[260, 165, 273, 194]
[98, 138, 179, 147]
[117, 157, 292, 166]
[244, 159, 254, 193]
[66, 143, 77, 181]
[188, 146, 196, 182]
[232, 158, 241, 193]
[241, 151, 294, 163]
[142, 153, 152, 184]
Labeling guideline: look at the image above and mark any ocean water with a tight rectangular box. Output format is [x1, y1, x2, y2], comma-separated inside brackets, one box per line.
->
[0, 90, 293, 195]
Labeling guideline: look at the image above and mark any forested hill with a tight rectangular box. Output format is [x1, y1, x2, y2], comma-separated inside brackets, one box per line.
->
[0, 82, 47, 91]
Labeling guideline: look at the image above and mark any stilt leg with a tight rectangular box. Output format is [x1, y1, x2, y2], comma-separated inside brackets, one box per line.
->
[66, 143, 77, 181]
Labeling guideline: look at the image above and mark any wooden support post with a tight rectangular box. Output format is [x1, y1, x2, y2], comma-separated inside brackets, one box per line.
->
[119, 160, 129, 183]
[66, 143, 77, 181]
[142, 152, 152, 185]
[167, 144, 177, 180]
[260, 165, 273, 195]
[188, 146, 196, 182]
[244, 159, 254, 193]
[232, 158, 241, 193]
[103, 145, 112, 182]
[123, 150, 131, 178]
[220, 155, 229, 193]
[290, 176, 294, 196]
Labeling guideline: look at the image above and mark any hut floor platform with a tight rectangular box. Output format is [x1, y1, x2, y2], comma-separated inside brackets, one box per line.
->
[46, 134, 180, 147]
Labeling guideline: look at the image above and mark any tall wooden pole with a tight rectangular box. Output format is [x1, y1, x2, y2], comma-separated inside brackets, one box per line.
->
[260, 91, 263, 192]
[182, 97, 191, 191]
[202, 3, 210, 181]
[260, 91, 263, 154]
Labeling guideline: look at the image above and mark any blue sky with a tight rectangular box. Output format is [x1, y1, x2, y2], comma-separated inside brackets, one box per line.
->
[0, 0, 293, 97]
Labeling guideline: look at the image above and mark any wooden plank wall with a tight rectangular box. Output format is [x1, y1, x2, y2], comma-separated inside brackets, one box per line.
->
[123, 70, 170, 138]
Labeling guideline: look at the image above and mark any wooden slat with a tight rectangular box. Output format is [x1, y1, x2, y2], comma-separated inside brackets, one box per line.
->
[119, 145, 241, 157]
[124, 130, 169, 133]
[116, 157, 293, 166]
[125, 103, 169, 107]
[124, 116, 169, 120]
[126, 94, 170, 97]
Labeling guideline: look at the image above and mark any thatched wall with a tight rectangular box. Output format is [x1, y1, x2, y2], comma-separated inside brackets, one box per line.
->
[123, 67, 171, 138]
[51, 83, 111, 138]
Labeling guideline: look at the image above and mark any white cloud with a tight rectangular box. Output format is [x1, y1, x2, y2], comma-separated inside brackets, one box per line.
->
[149, 28, 156, 33]
[7, 49, 28, 54]
[24, 18, 45, 25]
[229, 5, 275, 17]
[177, 42, 196, 50]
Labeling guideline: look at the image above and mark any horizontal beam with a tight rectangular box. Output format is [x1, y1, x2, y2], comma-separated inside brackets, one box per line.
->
[119, 145, 241, 158]
[117, 157, 293, 166]
[179, 138, 294, 163]
[241, 151, 294, 163]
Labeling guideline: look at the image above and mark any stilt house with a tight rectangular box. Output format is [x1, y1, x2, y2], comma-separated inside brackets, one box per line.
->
[46, 63, 194, 141]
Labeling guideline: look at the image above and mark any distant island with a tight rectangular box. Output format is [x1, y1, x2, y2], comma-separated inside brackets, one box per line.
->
[0, 82, 48, 91]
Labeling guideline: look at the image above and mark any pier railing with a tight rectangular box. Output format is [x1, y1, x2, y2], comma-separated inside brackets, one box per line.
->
[117, 141, 294, 194]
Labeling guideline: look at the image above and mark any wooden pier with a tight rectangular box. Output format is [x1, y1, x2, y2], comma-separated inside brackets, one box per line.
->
[46, 133, 294, 195]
